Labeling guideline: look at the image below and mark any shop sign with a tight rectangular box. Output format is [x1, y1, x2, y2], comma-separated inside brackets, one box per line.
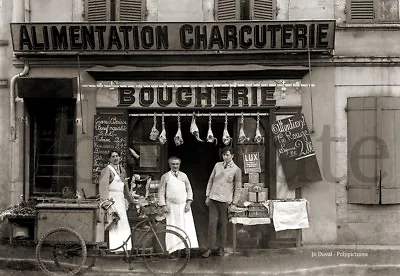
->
[243, 152, 262, 174]
[118, 86, 276, 108]
[10, 21, 335, 55]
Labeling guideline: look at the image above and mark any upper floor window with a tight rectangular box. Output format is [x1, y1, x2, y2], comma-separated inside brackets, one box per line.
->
[216, 0, 275, 21]
[347, 0, 399, 23]
[85, 0, 145, 21]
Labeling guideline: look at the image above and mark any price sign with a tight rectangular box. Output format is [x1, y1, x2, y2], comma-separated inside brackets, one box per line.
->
[92, 113, 128, 184]
[271, 114, 315, 161]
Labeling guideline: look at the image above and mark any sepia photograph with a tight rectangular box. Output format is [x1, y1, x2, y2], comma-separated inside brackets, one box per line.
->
[0, 0, 398, 275]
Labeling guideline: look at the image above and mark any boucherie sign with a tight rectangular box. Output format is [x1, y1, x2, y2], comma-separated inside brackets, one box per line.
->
[117, 86, 276, 108]
[10, 21, 335, 55]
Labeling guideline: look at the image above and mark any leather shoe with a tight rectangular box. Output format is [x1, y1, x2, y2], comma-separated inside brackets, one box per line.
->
[202, 249, 212, 258]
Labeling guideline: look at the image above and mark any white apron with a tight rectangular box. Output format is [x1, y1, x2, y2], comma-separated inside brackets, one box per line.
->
[108, 165, 132, 251]
[165, 171, 199, 253]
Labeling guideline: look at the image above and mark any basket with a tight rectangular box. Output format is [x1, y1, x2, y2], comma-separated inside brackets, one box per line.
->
[248, 203, 269, 218]
[141, 205, 163, 215]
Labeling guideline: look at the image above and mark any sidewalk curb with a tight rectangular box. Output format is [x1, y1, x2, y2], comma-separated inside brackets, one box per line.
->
[1, 256, 400, 275]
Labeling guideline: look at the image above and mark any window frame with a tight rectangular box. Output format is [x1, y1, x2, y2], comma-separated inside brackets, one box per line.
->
[346, 0, 399, 24]
[215, 0, 276, 21]
[85, 0, 146, 22]
[27, 99, 77, 198]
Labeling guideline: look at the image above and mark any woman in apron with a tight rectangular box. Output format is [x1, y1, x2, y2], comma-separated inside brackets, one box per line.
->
[99, 149, 133, 252]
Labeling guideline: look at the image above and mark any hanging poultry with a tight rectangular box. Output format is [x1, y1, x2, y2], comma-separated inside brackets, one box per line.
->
[190, 112, 204, 142]
[222, 113, 232, 145]
[149, 113, 160, 141]
[158, 114, 167, 144]
[206, 114, 218, 144]
[174, 114, 184, 146]
[238, 113, 249, 144]
[254, 113, 265, 144]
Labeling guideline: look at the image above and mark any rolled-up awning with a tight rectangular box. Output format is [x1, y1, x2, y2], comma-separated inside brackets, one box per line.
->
[86, 64, 309, 80]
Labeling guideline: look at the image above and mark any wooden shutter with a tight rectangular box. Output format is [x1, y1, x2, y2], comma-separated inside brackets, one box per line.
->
[348, 0, 375, 22]
[86, 0, 109, 22]
[379, 97, 400, 204]
[251, 0, 275, 20]
[216, 0, 240, 21]
[117, 0, 144, 21]
[346, 97, 379, 204]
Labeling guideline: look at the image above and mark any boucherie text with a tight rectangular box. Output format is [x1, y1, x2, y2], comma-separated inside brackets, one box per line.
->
[118, 87, 276, 108]
[10, 21, 335, 54]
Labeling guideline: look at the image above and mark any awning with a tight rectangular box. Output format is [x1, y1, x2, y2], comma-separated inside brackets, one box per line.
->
[86, 65, 309, 80]
[17, 78, 77, 98]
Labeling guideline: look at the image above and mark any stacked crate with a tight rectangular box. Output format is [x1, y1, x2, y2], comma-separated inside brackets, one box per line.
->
[235, 172, 270, 218]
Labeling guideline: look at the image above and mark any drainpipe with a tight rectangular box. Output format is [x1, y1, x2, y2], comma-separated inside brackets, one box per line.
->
[9, 61, 29, 204]
[10, 61, 29, 141]
[9, 0, 29, 204]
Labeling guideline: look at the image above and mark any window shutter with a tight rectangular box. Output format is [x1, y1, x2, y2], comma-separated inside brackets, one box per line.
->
[252, 0, 275, 20]
[86, 0, 109, 22]
[216, 0, 240, 21]
[379, 97, 400, 204]
[348, 0, 375, 22]
[347, 97, 379, 204]
[117, 0, 144, 21]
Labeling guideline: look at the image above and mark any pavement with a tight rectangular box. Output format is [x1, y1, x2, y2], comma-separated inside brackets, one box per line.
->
[2, 241, 400, 275]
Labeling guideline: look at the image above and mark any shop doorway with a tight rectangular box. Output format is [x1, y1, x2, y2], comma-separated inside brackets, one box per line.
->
[166, 115, 236, 248]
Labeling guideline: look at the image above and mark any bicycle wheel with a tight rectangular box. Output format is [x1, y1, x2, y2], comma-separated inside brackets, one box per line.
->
[141, 229, 190, 275]
[79, 244, 98, 274]
[36, 227, 87, 276]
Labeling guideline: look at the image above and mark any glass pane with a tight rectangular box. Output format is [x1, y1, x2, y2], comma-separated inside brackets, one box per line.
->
[30, 100, 75, 196]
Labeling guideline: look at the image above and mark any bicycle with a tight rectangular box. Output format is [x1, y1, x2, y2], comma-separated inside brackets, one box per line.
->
[35, 200, 191, 276]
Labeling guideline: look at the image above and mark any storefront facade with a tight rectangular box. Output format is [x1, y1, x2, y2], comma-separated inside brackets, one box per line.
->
[3, 0, 400, 247]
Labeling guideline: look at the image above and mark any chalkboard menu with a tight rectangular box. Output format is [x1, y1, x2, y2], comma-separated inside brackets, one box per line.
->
[92, 113, 128, 184]
[271, 114, 322, 189]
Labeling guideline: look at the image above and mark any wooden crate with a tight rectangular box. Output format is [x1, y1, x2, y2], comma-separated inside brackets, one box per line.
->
[248, 203, 269, 218]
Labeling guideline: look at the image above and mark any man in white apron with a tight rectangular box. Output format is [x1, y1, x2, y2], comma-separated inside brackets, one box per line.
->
[158, 157, 199, 253]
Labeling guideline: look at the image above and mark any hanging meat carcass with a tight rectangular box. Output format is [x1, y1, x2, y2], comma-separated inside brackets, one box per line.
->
[174, 114, 184, 146]
[222, 113, 232, 145]
[206, 114, 217, 144]
[254, 112, 265, 144]
[190, 112, 204, 142]
[149, 113, 160, 141]
[158, 113, 167, 144]
[238, 112, 249, 144]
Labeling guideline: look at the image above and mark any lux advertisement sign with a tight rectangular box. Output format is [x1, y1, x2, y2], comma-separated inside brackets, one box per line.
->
[10, 21, 335, 55]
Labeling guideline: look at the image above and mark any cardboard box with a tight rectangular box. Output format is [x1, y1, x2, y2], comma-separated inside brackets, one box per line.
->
[248, 189, 268, 202]
[239, 187, 249, 202]
[248, 203, 269, 218]
[248, 173, 260, 184]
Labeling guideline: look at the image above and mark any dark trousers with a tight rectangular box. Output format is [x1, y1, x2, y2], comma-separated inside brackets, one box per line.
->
[207, 199, 229, 249]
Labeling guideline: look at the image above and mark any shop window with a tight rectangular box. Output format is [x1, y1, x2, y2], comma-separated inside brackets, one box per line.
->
[27, 99, 76, 197]
[216, 0, 275, 21]
[85, 0, 145, 21]
[347, 0, 399, 23]
[346, 96, 400, 204]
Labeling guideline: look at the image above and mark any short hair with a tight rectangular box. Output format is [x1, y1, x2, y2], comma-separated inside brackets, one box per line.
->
[168, 156, 181, 163]
[220, 147, 234, 156]
[108, 149, 121, 158]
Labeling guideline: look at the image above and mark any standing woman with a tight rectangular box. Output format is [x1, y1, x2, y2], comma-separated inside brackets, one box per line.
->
[99, 149, 133, 252]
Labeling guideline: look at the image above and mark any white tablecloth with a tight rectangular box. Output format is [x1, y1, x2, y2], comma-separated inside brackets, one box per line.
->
[230, 217, 271, 225]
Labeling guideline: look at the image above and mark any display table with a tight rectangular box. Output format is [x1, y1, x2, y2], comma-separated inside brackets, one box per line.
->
[230, 217, 271, 254]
